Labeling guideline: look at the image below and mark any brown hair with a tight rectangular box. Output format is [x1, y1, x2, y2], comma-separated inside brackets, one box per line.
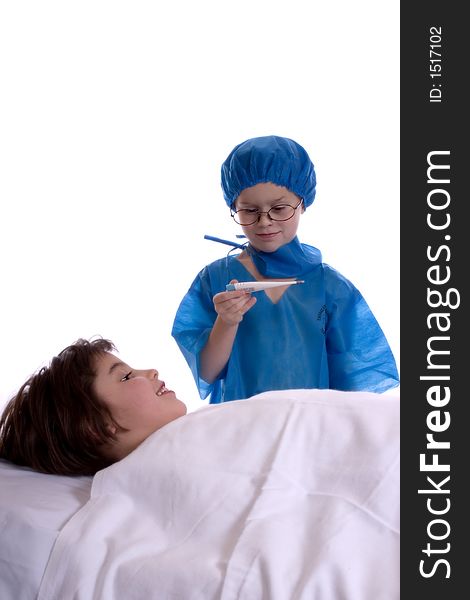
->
[0, 337, 124, 476]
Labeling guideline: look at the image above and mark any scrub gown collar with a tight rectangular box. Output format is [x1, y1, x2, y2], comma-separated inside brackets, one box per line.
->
[246, 236, 322, 278]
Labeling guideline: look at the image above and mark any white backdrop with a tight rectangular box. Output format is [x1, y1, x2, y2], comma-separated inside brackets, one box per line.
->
[0, 1, 399, 413]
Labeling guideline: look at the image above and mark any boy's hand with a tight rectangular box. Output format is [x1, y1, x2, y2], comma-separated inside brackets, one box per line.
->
[213, 280, 257, 325]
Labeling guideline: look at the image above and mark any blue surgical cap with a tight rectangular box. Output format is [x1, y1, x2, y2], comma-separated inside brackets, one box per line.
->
[221, 135, 316, 208]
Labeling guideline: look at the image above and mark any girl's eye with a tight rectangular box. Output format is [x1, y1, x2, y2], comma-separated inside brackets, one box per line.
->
[120, 371, 133, 382]
[271, 205, 289, 213]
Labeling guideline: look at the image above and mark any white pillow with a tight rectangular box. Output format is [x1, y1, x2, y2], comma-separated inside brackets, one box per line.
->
[0, 459, 92, 600]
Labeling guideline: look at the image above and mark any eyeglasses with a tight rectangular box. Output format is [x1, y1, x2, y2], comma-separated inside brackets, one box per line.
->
[230, 199, 303, 226]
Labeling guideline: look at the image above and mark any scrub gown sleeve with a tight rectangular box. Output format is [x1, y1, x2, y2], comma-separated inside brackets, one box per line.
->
[325, 270, 399, 393]
[171, 267, 224, 401]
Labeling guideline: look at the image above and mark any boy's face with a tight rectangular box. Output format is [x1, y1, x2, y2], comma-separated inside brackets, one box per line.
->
[93, 352, 187, 459]
[235, 183, 303, 253]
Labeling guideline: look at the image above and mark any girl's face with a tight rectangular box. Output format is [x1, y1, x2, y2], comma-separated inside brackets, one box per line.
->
[235, 182, 304, 253]
[93, 352, 187, 459]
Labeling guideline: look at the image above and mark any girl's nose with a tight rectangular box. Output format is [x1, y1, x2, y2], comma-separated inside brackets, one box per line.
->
[257, 211, 273, 225]
[146, 368, 158, 379]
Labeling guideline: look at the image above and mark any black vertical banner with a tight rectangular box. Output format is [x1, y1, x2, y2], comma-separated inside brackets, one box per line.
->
[401, 2, 467, 597]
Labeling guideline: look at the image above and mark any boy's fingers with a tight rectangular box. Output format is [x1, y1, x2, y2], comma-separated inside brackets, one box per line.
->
[214, 289, 250, 304]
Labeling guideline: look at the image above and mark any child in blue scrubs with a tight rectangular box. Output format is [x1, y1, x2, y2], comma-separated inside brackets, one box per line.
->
[172, 135, 399, 403]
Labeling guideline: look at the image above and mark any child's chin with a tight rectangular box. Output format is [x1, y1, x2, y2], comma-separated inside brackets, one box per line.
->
[254, 240, 284, 253]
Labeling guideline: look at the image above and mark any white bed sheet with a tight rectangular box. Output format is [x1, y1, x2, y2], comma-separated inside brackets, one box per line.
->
[38, 388, 400, 600]
[0, 460, 92, 600]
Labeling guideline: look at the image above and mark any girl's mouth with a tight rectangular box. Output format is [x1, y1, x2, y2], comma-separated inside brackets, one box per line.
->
[256, 232, 280, 239]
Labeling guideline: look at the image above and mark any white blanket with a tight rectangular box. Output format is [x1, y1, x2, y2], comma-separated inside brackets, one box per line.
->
[38, 389, 400, 600]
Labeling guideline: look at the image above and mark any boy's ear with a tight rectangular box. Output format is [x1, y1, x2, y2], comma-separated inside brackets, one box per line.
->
[89, 423, 117, 440]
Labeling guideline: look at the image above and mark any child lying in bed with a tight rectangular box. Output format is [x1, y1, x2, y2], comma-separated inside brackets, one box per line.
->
[0, 337, 187, 476]
[1, 338, 399, 599]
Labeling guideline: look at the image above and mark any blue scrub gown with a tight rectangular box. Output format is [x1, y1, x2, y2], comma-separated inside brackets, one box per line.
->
[171, 254, 399, 403]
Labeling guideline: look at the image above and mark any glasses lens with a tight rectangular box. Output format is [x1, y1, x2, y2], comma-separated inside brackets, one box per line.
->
[231, 202, 299, 225]
[232, 210, 258, 225]
[267, 205, 295, 221]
